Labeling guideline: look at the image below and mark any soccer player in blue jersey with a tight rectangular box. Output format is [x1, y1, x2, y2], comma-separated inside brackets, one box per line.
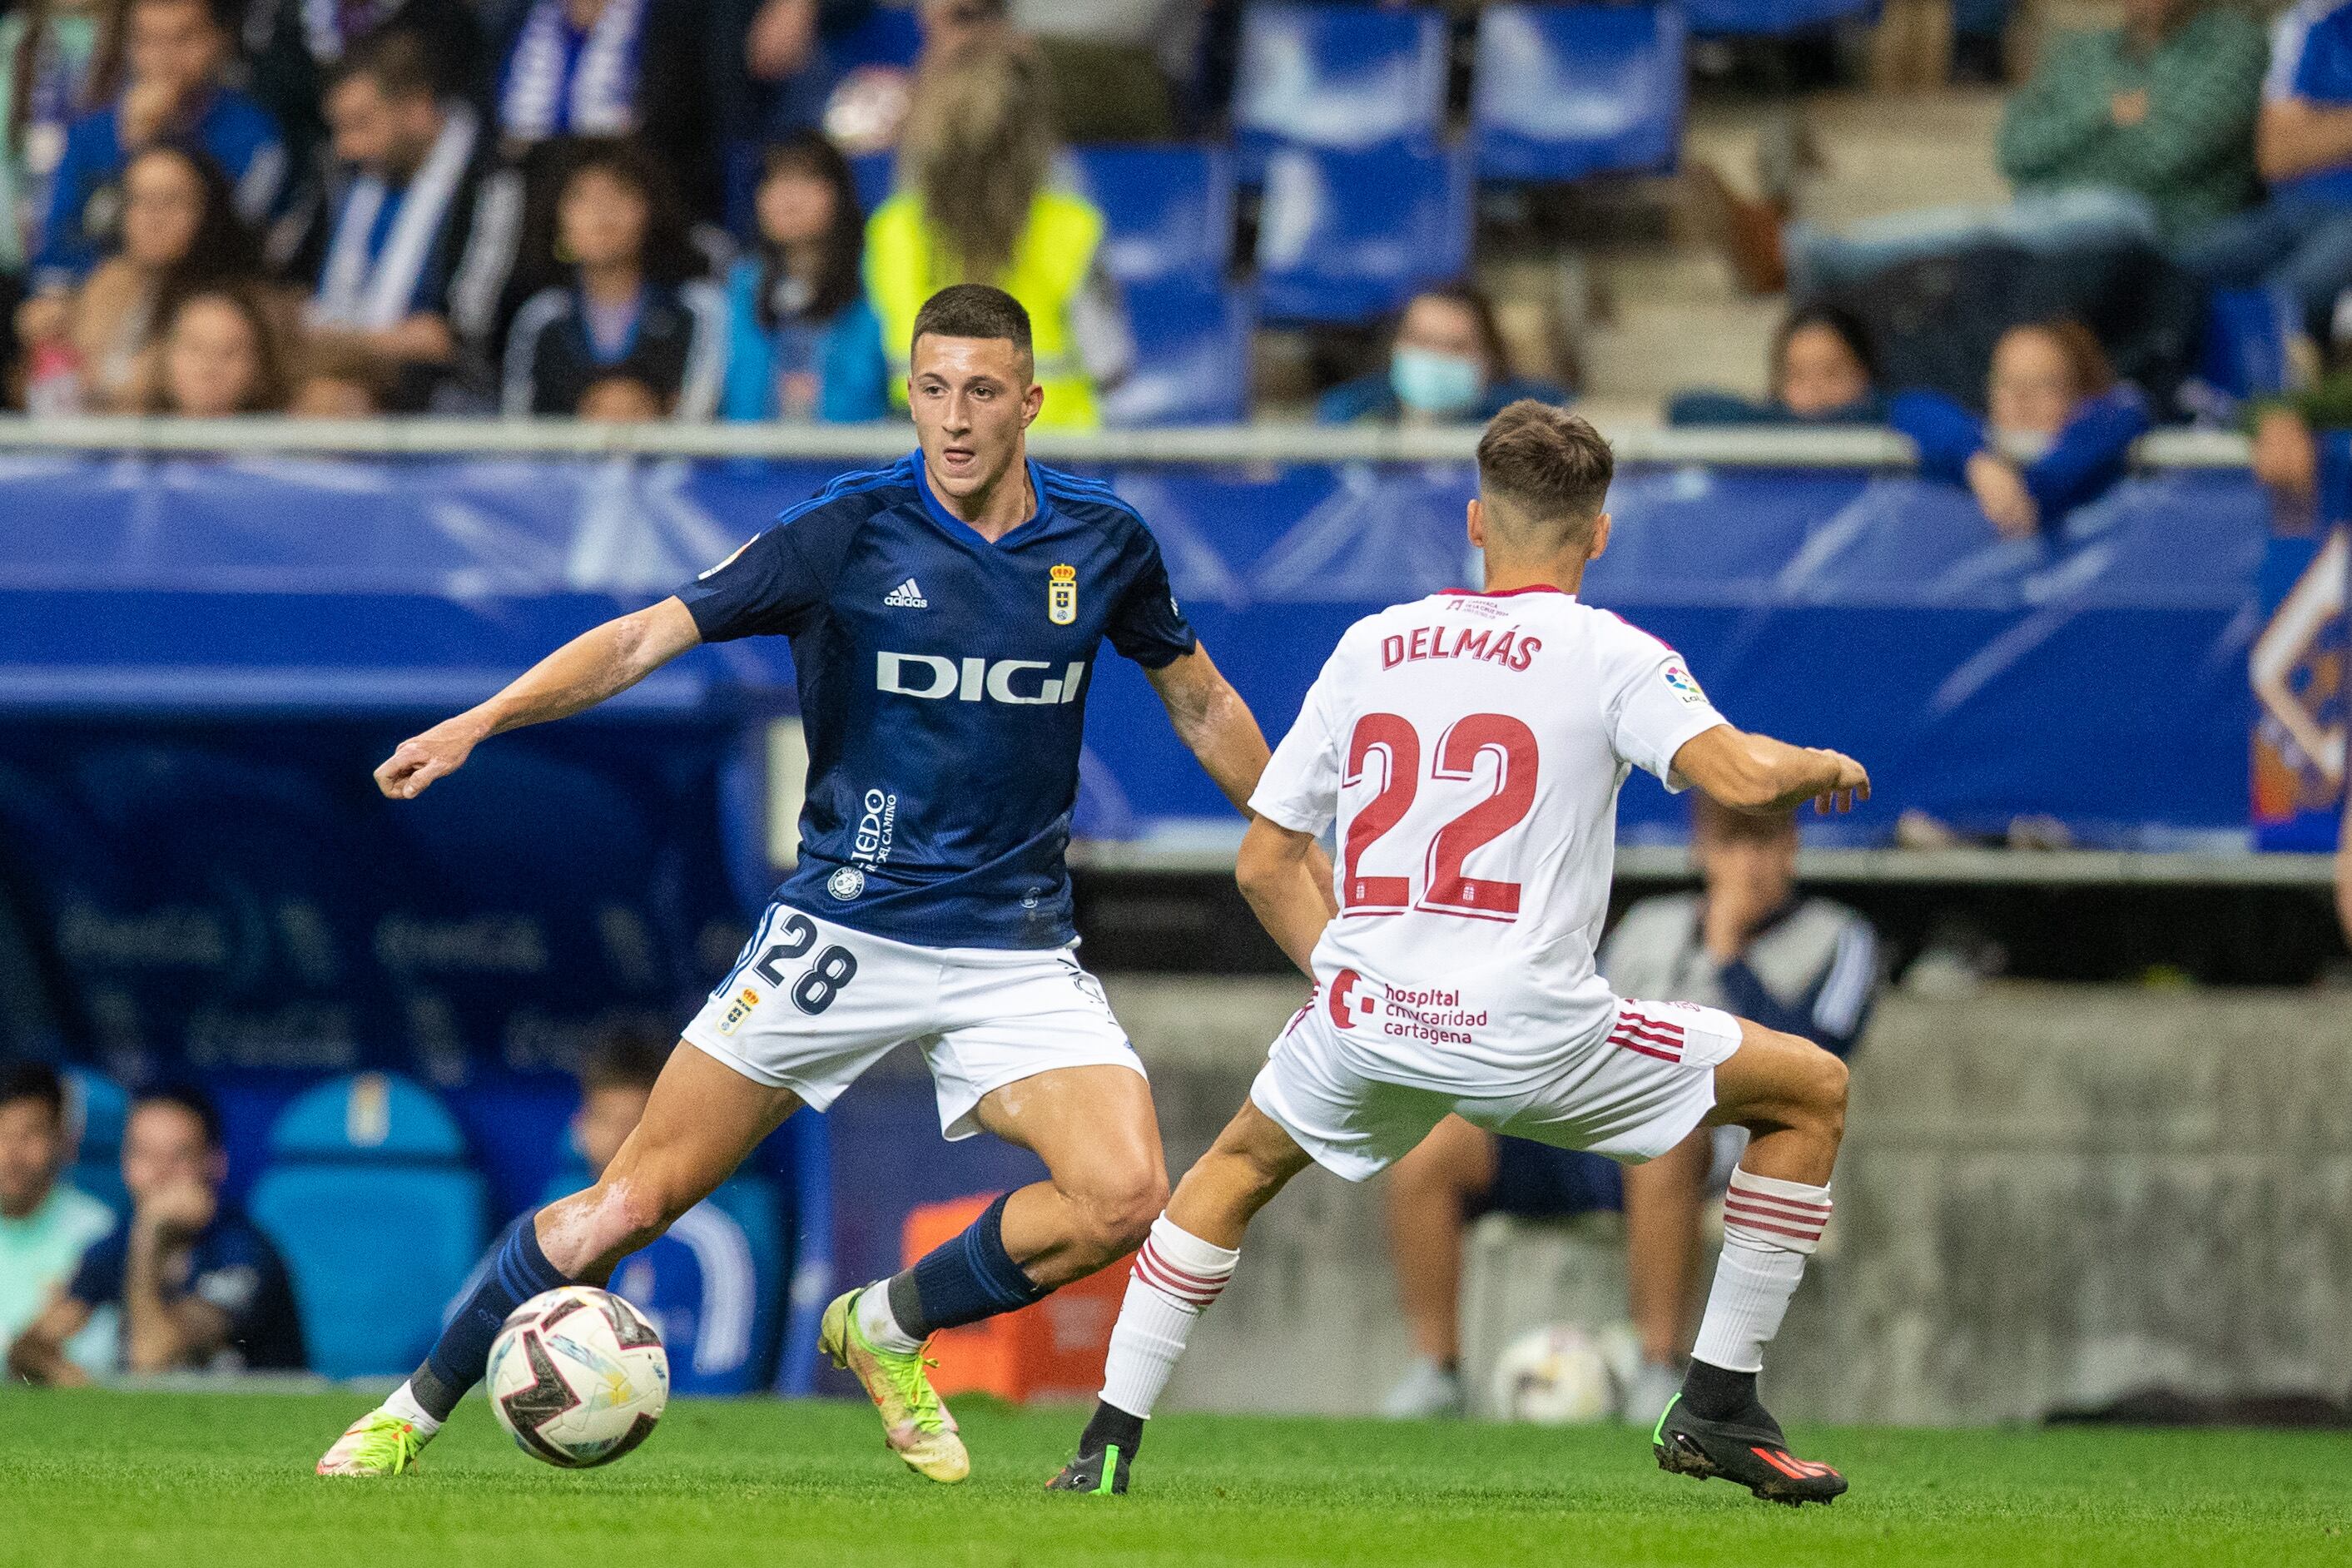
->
[317, 284, 1326, 1482]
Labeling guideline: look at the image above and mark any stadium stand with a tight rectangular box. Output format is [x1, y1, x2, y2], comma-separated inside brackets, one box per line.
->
[62, 1068, 129, 1223]
[248, 1073, 487, 1379]
[1230, 4, 1449, 179]
[1471, 4, 1687, 185]
[1255, 140, 1473, 324]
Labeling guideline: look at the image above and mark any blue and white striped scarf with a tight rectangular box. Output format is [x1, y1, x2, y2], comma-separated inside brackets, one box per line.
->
[498, 0, 648, 142]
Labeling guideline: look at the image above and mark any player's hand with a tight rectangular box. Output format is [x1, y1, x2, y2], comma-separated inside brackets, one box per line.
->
[1965, 451, 2038, 539]
[375, 714, 488, 800]
[1809, 749, 1869, 815]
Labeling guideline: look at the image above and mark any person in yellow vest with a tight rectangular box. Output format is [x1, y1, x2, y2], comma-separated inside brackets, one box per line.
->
[865, 34, 1129, 429]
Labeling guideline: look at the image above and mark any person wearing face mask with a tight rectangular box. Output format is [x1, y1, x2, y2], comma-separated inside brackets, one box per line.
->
[1315, 282, 1567, 427]
[1666, 305, 1885, 427]
[719, 130, 887, 422]
[1888, 319, 2152, 538]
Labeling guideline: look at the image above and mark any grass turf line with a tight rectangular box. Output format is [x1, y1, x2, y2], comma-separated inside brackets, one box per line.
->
[1, 1389, 2347, 1567]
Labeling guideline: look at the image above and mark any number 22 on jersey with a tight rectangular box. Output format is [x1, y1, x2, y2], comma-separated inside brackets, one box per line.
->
[1342, 712, 1538, 921]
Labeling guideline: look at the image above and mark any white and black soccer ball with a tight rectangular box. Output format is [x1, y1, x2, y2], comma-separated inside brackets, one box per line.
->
[487, 1286, 669, 1468]
[1489, 1324, 1620, 1425]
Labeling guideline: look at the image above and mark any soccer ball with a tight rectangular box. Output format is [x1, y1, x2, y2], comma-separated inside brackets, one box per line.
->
[486, 1286, 669, 1468]
[1489, 1324, 1620, 1424]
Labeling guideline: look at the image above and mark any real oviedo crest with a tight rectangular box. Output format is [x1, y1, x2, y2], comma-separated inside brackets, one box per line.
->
[1048, 563, 1078, 626]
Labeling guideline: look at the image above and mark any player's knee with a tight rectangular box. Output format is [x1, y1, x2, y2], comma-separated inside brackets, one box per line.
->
[1067, 1162, 1169, 1259]
[1796, 1043, 1849, 1138]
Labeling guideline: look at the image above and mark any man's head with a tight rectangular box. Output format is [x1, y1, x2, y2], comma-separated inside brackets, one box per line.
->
[128, 0, 232, 98]
[1692, 795, 1799, 912]
[325, 29, 445, 177]
[122, 1085, 225, 1207]
[1390, 283, 1505, 419]
[573, 1032, 668, 1176]
[1468, 399, 1615, 582]
[908, 284, 1040, 504]
[0, 1064, 70, 1221]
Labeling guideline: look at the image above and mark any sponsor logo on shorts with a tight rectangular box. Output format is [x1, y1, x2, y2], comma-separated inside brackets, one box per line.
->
[1327, 969, 1486, 1045]
[717, 987, 759, 1035]
[827, 867, 866, 901]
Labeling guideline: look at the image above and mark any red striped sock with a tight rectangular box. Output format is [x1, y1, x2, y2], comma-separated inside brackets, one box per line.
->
[1098, 1216, 1238, 1420]
[1692, 1168, 1831, 1374]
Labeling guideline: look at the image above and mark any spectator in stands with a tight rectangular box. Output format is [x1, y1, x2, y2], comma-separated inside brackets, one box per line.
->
[1315, 282, 1566, 427]
[1380, 801, 1882, 1425]
[502, 136, 723, 418]
[815, 0, 1007, 158]
[245, 0, 484, 181]
[715, 0, 873, 151]
[492, 0, 723, 224]
[0, 0, 114, 281]
[305, 30, 496, 409]
[149, 282, 291, 414]
[7, 1085, 304, 1382]
[451, 1033, 771, 1394]
[1891, 320, 2151, 538]
[866, 34, 1125, 429]
[2179, 0, 2352, 342]
[288, 335, 393, 415]
[15, 141, 261, 411]
[1786, 0, 2266, 293]
[577, 369, 665, 419]
[1666, 304, 1886, 426]
[1009, 0, 1202, 142]
[32, 0, 286, 290]
[720, 131, 886, 422]
[0, 1065, 116, 1355]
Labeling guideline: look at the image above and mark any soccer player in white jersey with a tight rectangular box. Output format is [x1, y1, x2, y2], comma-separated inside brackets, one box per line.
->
[1049, 402, 1869, 1506]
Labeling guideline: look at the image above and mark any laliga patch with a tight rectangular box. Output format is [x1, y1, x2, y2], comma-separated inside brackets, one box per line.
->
[1049, 563, 1078, 626]
[828, 866, 866, 901]
[1663, 663, 1707, 706]
[717, 987, 759, 1035]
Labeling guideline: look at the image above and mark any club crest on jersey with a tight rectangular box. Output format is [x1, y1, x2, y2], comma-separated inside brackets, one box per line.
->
[1048, 563, 1078, 626]
[828, 867, 866, 901]
[717, 987, 759, 1035]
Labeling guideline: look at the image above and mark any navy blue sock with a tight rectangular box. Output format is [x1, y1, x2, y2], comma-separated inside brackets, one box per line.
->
[410, 1212, 573, 1420]
[886, 1191, 1050, 1337]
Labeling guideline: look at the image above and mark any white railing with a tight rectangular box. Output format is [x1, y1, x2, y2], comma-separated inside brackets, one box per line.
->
[0, 415, 2254, 469]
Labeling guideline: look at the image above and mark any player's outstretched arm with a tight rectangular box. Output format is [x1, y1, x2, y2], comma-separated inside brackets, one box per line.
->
[1235, 815, 1332, 978]
[373, 597, 704, 800]
[1670, 724, 1871, 816]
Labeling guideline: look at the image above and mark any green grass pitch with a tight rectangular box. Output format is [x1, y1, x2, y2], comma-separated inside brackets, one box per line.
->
[2, 1389, 2346, 1567]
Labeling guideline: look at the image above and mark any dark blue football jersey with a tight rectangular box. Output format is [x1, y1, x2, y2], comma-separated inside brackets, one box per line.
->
[676, 453, 1196, 949]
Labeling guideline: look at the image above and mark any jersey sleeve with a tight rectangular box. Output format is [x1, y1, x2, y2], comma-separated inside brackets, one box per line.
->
[1104, 528, 1198, 669]
[674, 501, 853, 643]
[1248, 653, 1345, 835]
[1603, 629, 1729, 789]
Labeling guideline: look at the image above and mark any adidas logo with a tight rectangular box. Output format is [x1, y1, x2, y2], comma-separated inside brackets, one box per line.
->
[882, 578, 929, 609]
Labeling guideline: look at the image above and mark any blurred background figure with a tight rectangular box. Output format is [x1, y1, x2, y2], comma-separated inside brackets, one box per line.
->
[148, 280, 290, 414]
[7, 1086, 304, 1383]
[1669, 305, 1884, 426]
[286, 333, 392, 415]
[1008, 0, 1203, 143]
[1890, 319, 2151, 537]
[1316, 281, 1568, 427]
[32, 0, 285, 291]
[865, 34, 1125, 428]
[0, 0, 114, 285]
[15, 141, 261, 411]
[720, 130, 886, 423]
[500, 136, 722, 419]
[1379, 800, 1880, 1425]
[0, 1064, 116, 1355]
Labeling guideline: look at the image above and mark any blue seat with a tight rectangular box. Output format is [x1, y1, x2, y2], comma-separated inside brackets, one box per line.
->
[2198, 287, 2290, 401]
[1233, 4, 1448, 180]
[62, 1067, 128, 1221]
[1682, 0, 1874, 35]
[825, 5, 923, 72]
[250, 1073, 487, 1379]
[1472, 5, 1685, 184]
[1254, 141, 1472, 325]
[849, 150, 896, 220]
[1069, 145, 1235, 289]
[1104, 282, 1255, 426]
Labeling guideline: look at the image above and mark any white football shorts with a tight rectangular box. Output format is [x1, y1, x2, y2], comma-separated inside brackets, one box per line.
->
[1249, 996, 1745, 1183]
[682, 902, 1143, 1139]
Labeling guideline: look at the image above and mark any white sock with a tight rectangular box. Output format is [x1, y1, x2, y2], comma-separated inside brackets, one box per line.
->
[382, 1380, 443, 1440]
[1098, 1215, 1239, 1420]
[1690, 1166, 1831, 1375]
[856, 1280, 923, 1355]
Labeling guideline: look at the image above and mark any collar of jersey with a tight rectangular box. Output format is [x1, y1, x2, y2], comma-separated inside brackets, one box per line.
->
[910, 453, 1055, 548]
[1438, 584, 1575, 598]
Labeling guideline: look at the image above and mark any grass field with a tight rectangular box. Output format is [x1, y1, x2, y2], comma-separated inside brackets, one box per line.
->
[2, 1390, 2346, 1567]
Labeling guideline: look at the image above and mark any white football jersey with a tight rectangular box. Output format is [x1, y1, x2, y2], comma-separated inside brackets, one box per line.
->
[1249, 586, 1729, 1094]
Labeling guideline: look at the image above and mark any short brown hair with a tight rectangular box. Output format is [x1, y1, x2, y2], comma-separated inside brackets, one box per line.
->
[911, 282, 1033, 367]
[330, 26, 439, 102]
[2012, 318, 2113, 401]
[1475, 399, 1613, 550]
